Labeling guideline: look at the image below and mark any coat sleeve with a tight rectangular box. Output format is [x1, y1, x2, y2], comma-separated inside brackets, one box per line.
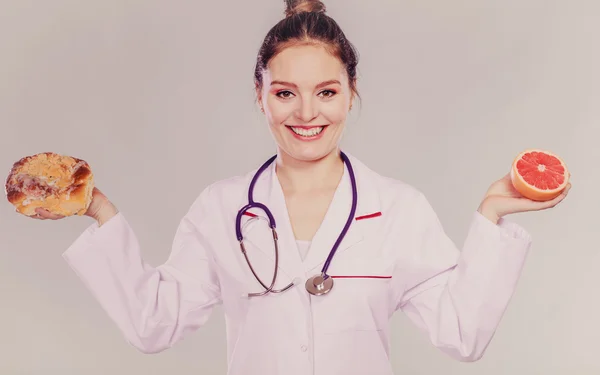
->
[393, 192, 532, 362]
[61, 186, 221, 354]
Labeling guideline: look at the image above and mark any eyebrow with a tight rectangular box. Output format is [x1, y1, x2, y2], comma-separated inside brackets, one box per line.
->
[270, 79, 341, 89]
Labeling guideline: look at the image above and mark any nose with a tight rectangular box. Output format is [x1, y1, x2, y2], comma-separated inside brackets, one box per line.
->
[295, 97, 318, 123]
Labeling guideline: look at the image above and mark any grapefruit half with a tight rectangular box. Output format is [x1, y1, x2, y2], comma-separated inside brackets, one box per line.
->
[510, 149, 570, 202]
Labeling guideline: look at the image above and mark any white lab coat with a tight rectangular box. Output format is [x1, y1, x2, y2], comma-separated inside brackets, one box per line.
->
[62, 153, 532, 375]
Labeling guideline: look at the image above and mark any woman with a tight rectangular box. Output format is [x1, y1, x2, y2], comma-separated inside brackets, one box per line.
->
[36, 1, 570, 374]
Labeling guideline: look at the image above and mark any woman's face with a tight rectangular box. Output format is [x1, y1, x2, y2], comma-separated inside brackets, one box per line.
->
[258, 44, 354, 163]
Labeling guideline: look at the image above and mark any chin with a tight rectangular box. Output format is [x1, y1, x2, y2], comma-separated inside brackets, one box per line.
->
[284, 145, 339, 163]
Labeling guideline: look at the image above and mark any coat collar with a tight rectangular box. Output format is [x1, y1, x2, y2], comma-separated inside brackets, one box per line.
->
[238, 151, 382, 285]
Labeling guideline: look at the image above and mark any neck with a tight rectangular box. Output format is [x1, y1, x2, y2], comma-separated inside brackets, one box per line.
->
[275, 148, 344, 193]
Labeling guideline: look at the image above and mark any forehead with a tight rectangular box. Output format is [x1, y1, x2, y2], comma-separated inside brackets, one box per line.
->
[265, 44, 347, 85]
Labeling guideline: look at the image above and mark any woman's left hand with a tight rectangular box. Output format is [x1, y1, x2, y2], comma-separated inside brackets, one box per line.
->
[478, 172, 572, 224]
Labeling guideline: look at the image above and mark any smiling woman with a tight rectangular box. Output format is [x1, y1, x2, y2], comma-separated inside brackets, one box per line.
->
[29, 0, 571, 375]
[254, 0, 358, 164]
[259, 45, 352, 162]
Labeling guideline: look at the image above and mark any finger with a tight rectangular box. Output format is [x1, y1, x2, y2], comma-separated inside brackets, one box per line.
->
[546, 185, 572, 206]
[548, 192, 567, 207]
[525, 192, 568, 211]
[35, 208, 65, 220]
[47, 212, 65, 220]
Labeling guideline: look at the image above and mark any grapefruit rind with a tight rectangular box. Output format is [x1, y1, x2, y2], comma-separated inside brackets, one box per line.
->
[510, 149, 569, 202]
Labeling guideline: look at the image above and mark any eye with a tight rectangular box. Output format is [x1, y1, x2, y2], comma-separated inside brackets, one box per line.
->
[318, 89, 337, 98]
[275, 90, 295, 99]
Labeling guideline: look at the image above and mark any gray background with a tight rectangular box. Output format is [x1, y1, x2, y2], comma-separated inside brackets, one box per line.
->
[1, 0, 598, 373]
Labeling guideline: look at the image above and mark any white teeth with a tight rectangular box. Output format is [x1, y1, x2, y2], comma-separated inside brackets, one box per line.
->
[290, 126, 324, 137]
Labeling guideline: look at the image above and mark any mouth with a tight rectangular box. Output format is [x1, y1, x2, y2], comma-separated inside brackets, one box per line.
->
[286, 125, 327, 140]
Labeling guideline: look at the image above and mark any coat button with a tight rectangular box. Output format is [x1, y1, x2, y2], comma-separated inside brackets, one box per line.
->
[301, 345, 308, 352]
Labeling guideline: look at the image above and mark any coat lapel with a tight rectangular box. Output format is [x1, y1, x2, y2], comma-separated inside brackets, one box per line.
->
[303, 153, 382, 275]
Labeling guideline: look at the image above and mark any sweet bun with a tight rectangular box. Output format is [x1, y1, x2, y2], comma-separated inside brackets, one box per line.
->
[4, 152, 94, 217]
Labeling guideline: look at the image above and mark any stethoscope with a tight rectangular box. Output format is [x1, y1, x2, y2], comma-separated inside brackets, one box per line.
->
[235, 151, 357, 297]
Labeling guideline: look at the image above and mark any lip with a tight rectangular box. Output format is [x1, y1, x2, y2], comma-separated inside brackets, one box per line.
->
[286, 124, 328, 141]
[286, 125, 327, 129]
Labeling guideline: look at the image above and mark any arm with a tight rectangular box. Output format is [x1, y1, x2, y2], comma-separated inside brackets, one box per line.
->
[393, 192, 532, 362]
[61, 187, 221, 354]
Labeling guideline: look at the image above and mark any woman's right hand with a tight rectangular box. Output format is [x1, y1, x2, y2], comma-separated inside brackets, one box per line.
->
[35, 187, 119, 226]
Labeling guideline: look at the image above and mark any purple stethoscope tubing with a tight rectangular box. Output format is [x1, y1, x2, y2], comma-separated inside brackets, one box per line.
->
[235, 151, 358, 296]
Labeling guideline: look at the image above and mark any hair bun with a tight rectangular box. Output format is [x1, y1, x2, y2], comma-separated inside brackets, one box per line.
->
[284, 0, 326, 17]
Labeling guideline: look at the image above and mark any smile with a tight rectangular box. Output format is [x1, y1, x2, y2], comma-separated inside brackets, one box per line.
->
[288, 126, 325, 138]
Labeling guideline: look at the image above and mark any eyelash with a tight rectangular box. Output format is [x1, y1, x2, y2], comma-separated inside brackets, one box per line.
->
[275, 89, 337, 99]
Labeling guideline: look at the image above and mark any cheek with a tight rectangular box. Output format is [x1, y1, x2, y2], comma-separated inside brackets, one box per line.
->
[321, 101, 349, 124]
[265, 99, 292, 125]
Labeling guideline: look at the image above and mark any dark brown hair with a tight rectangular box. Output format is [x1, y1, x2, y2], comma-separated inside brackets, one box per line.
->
[254, 0, 360, 97]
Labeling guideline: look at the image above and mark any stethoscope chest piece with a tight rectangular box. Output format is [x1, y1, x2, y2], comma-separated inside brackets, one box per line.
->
[305, 274, 334, 296]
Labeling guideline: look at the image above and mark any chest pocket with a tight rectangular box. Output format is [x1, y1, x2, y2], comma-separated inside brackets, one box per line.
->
[310, 255, 394, 334]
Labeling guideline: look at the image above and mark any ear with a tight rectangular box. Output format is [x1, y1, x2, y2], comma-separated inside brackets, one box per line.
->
[349, 82, 357, 111]
[255, 86, 264, 113]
